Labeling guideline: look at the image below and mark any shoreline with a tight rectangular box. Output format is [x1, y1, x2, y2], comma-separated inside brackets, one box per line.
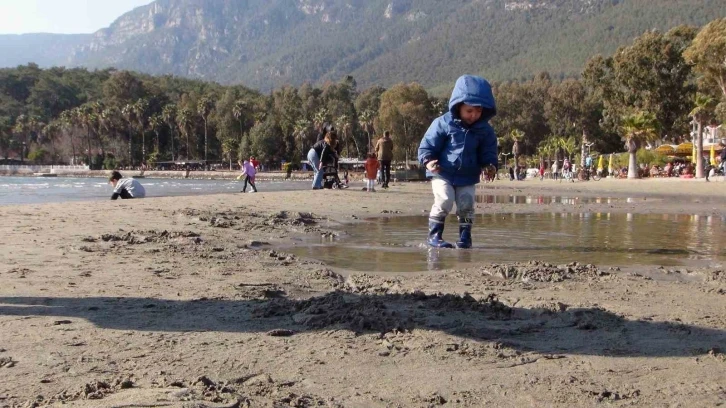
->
[1, 181, 725, 407]
[0, 169, 316, 181]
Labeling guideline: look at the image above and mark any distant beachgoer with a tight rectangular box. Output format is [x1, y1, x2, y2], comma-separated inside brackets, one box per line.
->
[239, 160, 258, 193]
[307, 131, 339, 190]
[249, 156, 260, 171]
[418, 75, 498, 249]
[316, 123, 334, 143]
[364, 153, 380, 192]
[375, 131, 394, 188]
[109, 171, 146, 200]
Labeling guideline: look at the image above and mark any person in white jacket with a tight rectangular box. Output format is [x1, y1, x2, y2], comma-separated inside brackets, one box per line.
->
[109, 171, 146, 200]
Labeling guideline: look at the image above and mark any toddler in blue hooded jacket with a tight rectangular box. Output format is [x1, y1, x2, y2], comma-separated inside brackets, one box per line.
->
[418, 75, 498, 248]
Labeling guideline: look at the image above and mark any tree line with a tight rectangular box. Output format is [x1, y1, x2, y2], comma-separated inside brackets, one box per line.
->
[1, 19, 725, 178]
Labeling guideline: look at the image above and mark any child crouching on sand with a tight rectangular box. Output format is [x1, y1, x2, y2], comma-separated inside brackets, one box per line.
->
[418, 75, 498, 248]
[109, 171, 146, 200]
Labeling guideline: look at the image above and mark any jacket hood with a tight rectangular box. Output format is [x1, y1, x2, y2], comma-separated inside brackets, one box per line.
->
[448, 75, 497, 123]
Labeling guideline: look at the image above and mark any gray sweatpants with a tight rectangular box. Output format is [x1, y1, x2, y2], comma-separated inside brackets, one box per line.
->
[429, 178, 476, 223]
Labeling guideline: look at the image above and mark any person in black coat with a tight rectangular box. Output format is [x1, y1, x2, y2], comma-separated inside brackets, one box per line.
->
[307, 131, 339, 189]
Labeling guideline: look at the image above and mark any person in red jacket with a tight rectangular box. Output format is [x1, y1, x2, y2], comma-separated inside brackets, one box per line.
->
[364, 153, 380, 192]
[249, 156, 260, 171]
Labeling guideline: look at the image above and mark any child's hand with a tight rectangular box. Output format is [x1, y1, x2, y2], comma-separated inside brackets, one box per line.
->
[426, 160, 440, 173]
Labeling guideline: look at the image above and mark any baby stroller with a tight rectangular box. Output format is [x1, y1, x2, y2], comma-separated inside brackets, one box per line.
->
[322, 164, 347, 189]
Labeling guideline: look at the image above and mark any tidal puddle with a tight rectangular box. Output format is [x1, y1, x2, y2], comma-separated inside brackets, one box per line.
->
[287, 213, 726, 272]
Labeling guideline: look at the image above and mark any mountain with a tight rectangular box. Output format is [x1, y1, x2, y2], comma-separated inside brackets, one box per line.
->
[1, 0, 725, 92]
[0, 33, 91, 69]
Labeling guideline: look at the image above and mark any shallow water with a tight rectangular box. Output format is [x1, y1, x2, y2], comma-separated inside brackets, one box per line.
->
[476, 195, 623, 205]
[0, 176, 310, 205]
[287, 213, 726, 272]
[475, 194, 726, 205]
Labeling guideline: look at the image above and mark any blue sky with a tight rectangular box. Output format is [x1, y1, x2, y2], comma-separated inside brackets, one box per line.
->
[0, 0, 154, 34]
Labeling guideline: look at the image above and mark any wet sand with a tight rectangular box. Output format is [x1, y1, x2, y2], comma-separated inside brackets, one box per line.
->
[1, 178, 725, 407]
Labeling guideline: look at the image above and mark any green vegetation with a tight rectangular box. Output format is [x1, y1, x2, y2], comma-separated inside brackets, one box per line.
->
[1, 17, 725, 180]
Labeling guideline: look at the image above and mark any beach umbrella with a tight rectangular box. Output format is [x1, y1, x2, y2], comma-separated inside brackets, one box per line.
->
[597, 155, 603, 171]
[710, 144, 717, 166]
[608, 154, 614, 174]
[675, 142, 694, 157]
[655, 145, 676, 155]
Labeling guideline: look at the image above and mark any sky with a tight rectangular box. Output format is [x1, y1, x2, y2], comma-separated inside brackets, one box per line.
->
[0, 0, 154, 34]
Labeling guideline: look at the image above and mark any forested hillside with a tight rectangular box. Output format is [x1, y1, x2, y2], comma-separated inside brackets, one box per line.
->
[2, 17, 725, 182]
[1, 0, 724, 92]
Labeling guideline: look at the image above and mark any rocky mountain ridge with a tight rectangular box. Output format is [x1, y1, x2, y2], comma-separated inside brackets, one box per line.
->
[1, 0, 724, 91]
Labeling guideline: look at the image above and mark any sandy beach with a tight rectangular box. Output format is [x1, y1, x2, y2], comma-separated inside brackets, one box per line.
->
[1, 178, 725, 407]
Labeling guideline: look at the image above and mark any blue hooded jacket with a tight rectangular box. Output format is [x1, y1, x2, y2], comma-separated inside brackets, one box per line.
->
[418, 75, 498, 186]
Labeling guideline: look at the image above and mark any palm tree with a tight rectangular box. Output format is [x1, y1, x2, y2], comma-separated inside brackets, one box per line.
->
[231, 100, 246, 157]
[87, 102, 106, 156]
[314, 108, 330, 132]
[690, 93, 717, 178]
[557, 136, 577, 162]
[59, 110, 77, 164]
[336, 115, 361, 158]
[42, 122, 61, 164]
[537, 138, 555, 170]
[133, 99, 149, 164]
[197, 96, 214, 161]
[12, 114, 28, 164]
[73, 105, 97, 167]
[162, 104, 178, 161]
[293, 118, 311, 160]
[98, 106, 122, 162]
[336, 115, 351, 157]
[121, 104, 137, 165]
[621, 111, 660, 179]
[0, 117, 11, 160]
[358, 109, 375, 153]
[221, 138, 237, 170]
[232, 100, 246, 134]
[27, 115, 44, 144]
[177, 108, 193, 160]
[149, 114, 164, 157]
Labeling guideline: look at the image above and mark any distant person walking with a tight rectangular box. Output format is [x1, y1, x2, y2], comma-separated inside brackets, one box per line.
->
[238, 160, 258, 193]
[109, 171, 146, 200]
[375, 131, 394, 188]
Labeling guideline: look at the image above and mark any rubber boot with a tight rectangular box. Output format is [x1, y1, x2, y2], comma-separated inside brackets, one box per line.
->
[456, 217, 473, 249]
[427, 219, 454, 248]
